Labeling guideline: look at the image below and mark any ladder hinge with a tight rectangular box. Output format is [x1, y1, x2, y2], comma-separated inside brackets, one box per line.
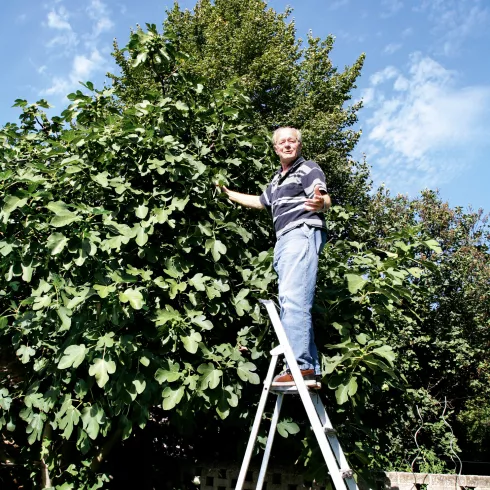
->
[341, 468, 354, 479]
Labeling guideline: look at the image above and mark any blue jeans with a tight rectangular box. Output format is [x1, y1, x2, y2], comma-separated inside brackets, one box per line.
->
[273, 224, 326, 375]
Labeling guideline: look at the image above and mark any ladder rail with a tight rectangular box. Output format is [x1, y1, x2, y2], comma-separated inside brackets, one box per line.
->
[235, 352, 280, 490]
[310, 393, 357, 490]
[256, 394, 284, 490]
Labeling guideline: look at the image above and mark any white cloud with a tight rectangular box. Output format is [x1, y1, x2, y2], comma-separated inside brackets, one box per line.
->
[416, 0, 490, 56]
[43, 77, 71, 96]
[73, 50, 105, 80]
[361, 53, 490, 191]
[87, 0, 114, 37]
[361, 87, 375, 106]
[384, 43, 402, 54]
[46, 7, 72, 30]
[380, 0, 404, 18]
[46, 31, 79, 50]
[370, 66, 398, 86]
[337, 30, 366, 43]
[39, 0, 115, 98]
[44, 5, 78, 51]
[329, 0, 350, 9]
[42, 49, 107, 96]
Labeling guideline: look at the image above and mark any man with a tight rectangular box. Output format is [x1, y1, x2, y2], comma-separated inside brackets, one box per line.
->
[220, 127, 330, 389]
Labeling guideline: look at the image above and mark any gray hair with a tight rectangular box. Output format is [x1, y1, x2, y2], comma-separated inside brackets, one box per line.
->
[272, 127, 302, 145]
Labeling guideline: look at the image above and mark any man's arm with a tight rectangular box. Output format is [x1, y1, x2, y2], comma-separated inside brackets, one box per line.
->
[220, 186, 264, 210]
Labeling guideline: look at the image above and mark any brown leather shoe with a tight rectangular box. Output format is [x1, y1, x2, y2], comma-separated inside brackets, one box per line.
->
[271, 369, 321, 389]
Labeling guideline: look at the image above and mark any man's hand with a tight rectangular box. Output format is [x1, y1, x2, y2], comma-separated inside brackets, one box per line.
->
[215, 183, 230, 196]
[305, 186, 330, 212]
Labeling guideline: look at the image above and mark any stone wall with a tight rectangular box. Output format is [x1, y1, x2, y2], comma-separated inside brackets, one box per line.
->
[383, 472, 490, 490]
[197, 467, 490, 490]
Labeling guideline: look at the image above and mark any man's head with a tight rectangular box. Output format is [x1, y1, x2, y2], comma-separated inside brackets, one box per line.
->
[273, 127, 302, 167]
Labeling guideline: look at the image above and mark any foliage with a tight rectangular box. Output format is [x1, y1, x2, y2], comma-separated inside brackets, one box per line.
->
[0, 26, 278, 488]
[362, 189, 490, 474]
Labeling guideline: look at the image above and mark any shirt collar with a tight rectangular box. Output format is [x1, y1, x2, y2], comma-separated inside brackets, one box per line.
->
[275, 156, 305, 177]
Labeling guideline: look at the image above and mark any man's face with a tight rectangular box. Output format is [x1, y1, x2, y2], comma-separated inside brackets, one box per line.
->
[274, 128, 301, 166]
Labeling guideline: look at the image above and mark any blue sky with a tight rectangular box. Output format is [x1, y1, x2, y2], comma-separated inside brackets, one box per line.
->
[2, 0, 490, 212]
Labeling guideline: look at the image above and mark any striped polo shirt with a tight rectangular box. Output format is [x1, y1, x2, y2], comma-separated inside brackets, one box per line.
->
[259, 156, 328, 238]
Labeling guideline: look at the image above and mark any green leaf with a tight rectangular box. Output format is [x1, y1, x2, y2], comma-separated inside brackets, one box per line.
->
[348, 376, 358, 396]
[93, 284, 116, 299]
[237, 362, 260, 384]
[91, 172, 109, 187]
[21, 263, 34, 283]
[135, 226, 149, 246]
[155, 360, 181, 383]
[277, 419, 300, 438]
[371, 345, 396, 366]
[81, 405, 102, 440]
[47, 232, 70, 255]
[0, 241, 13, 257]
[189, 273, 207, 291]
[335, 383, 349, 405]
[56, 307, 72, 331]
[345, 274, 367, 294]
[26, 412, 45, 445]
[50, 214, 81, 228]
[47, 201, 81, 227]
[191, 315, 213, 330]
[58, 344, 87, 369]
[119, 288, 144, 309]
[58, 404, 81, 439]
[133, 375, 147, 394]
[181, 330, 202, 354]
[234, 288, 251, 316]
[197, 363, 222, 390]
[205, 238, 227, 261]
[162, 385, 185, 410]
[32, 295, 51, 311]
[424, 239, 442, 254]
[135, 204, 149, 219]
[154, 306, 181, 325]
[175, 100, 189, 111]
[88, 358, 116, 388]
[2, 195, 28, 213]
[16, 345, 36, 364]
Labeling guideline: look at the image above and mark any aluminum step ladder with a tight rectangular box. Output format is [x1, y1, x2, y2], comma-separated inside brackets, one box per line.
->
[236, 300, 358, 490]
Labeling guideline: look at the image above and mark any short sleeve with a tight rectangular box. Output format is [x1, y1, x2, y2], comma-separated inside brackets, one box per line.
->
[259, 184, 273, 209]
[301, 161, 327, 198]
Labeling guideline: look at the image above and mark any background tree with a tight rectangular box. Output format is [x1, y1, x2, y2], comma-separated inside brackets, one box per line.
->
[362, 189, 490, 473]
[111, 0, 370, 210]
